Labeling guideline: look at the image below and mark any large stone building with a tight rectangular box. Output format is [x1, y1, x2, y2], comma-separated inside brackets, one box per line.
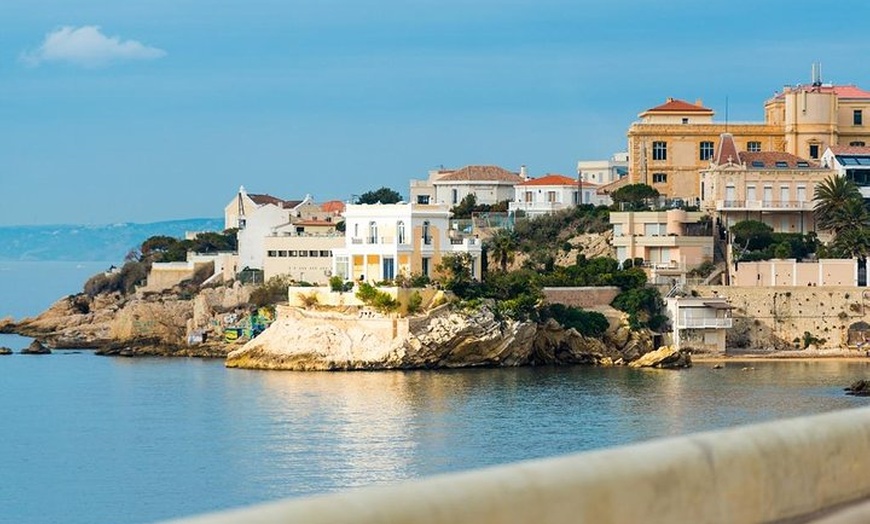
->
[626, 70, 870, 202]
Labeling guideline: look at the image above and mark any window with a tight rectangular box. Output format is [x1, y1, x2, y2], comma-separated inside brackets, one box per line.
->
[775, 161, 789, 168]
[309, 250, 318, 257]
[851, 141, 866, 147]
[796, 161, 810, 168]
[524, 191, 533, 203]
[278, 250, 288, 257]
[452, 188, 458, 204]
[652, 173, 667, 184]
[416, 195, 430, 204]
[368, 221, 378, 244]
[700, 141, 714, 161]
[288, 250, 298, 257]
[681, 118, 689, 124]
[319, 250, 331, 257]
[397, 221, 406, 245]
[383, 257, 395, 280]
[422, 221, 431, 245]
[652, 141, 667, 161]
[751, 160, 765, 168]
[855, 110, 863, 126]
[422, 257, 430, 276]
[546, 191, 557, 203]
[747, 141, 762, 152]
[298, 250, 308, 257]
[809, 144, 820, 159]
[572, 191, 579, 204]
[267, 250, 277, 257]
[613, 224, 623, 237]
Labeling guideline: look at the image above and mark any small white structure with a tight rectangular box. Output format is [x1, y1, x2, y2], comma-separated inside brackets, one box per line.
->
[332, 202, 482, 283]
[822, 145, 870, 199]
[410, 165, 524, 206]
[577, 152, 629, 186]
[509, 174, 607, 217]
[666, 296, 732, 353]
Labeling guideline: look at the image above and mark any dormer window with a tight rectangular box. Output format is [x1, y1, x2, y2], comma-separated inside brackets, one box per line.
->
[775, 161, 788, 168]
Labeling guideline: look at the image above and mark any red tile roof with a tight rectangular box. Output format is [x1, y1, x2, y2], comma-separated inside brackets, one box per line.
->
[249, 193, 285, 206]
[713, 133, 741, 165]
[739, 151, 818, 168]
[829, 145, 870, 156]
[436, 165, 524, 183]
[771, 84, 870, 100]
[644, 97, 713, 113]
[320, 200, 346, 214]
[517, 174, 578, 186]
[294, 220, 336, 227]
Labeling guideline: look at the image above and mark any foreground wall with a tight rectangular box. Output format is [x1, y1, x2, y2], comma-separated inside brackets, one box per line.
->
[167, 406, 870, 524]
[693, 286, 870, 350]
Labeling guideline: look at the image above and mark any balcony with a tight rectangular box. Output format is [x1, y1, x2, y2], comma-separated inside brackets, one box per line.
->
[676, 317, 733, 329]
[716, 200, 814, 212]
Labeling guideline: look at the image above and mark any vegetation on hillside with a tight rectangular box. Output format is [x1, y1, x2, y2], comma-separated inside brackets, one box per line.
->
[450, 194, 510, 219]
[356, 187, 403, 205]
[814, 175, 870, 258]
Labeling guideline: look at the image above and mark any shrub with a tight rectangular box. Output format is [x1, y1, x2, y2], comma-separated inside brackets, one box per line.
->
[250, 276, 292, 308]
[297, 291, 319, 308]
[540, 304, 609, 337]
[406, 291, 423, 314]
[329, 275, 345, 293]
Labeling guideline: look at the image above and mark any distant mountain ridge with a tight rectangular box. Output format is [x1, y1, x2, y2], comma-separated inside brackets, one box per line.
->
[0, 218, 224, 262]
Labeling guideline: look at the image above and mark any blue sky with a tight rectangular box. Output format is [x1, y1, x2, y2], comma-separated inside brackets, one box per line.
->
[2, 0, 869, 226]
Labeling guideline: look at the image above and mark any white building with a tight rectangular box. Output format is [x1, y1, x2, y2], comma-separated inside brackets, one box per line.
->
[666, 296, 733, 354]
[410, 165, 525, 206]
[577, 152, 629, 186]
[821, 145, 870, 199]
[509, 174, 608, 217]
[332, 203, 482, 283]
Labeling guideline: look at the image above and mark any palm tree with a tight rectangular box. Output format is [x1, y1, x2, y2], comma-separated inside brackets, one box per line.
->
[486, 229, 519, 272]
[814, 175, 867, 235]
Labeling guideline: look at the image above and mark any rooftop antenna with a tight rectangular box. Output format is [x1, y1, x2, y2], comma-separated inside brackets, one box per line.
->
[725, 95, 729, 133]
[812, 62, 822, 86]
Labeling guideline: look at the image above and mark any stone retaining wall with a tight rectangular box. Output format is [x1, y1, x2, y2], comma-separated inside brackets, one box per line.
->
[542, 287, 621, 309]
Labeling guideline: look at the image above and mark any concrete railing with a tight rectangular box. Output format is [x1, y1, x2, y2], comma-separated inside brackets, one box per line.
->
[165, 407, 870, 524]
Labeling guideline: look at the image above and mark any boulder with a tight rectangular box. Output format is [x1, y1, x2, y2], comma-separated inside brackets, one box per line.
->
[20, 340, 51, 355]
[628, 345, 691, 369]
[845, 379, 870, 396]
[0, 346, 12, 355]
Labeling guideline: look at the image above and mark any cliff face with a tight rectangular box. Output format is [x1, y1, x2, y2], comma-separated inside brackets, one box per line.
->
[10, 284, 252, 356]
[226, 304, 655, 371]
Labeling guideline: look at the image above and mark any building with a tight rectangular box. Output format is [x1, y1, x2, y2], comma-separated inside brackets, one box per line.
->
[610, 209, 714, 271]
[577, 152, 628, 186]
[700, 133, 833, 233]
[263, 220, 345, 283]
[666, 296, 733, 353]
[626, 69, 870, 202]
[332, 203, 482, 283]
[822, 145, 870, 199]
[410, 165, 525, 206]
[730, 259, 857, 287]
[509, 174, 607, 217]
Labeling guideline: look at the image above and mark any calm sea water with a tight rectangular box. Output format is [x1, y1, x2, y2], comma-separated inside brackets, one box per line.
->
[2, 262, 870, 524]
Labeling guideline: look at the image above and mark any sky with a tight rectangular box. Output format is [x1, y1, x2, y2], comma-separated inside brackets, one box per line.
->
[2, 0, 870, 226]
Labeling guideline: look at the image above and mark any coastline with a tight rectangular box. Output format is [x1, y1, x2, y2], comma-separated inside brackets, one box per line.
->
[694, 349, 870, 363]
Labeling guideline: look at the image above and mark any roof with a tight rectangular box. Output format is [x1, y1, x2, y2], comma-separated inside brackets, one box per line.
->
[829, 145, 870, 156]
[597, 176, 630, 194]
[320, 200, 346, 214]
[435, 165, 524, 183]
[282, 200, 304, 209]
[643, 97, 713, 114]
[713, 133, 741, 166]
[516, 174, 579, 187]
[294, 220, 336, 227]
[771, 84, 870, 100]
[248, 193, 285, 206]
[739, 152, 818, 169]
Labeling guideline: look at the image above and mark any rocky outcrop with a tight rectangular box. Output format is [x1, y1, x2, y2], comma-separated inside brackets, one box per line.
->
[845, 380, 870, 397]
[0, 346, 12, 355]
[226, 303, 660, 371]
[20, 340, 51, 355]
[628, 345, 692, 369]
[9, 282, 252, 356]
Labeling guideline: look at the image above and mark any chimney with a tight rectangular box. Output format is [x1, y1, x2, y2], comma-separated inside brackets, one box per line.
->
[695, 98, 703, 107]
[520, 165, 528, 180]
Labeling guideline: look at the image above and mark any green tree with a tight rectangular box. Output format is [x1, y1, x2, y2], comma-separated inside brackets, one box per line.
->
[731, 220, 774, 253]
[486, 229, 519, 272]
[435, 253, 477, 298]
[611, 183, 659, 211]
[451, 193, 478, 219]
[356, 187, 403, 204]
[814, 175, 866, 235]
[140, 235, 188, 262]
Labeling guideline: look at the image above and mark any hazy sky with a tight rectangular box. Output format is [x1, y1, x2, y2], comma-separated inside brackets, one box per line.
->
[2, 0, 869, 226]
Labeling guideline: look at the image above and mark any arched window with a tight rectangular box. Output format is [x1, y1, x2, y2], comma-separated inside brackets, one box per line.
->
[369, 221, 378, 244]
[397, 221, 406, 245]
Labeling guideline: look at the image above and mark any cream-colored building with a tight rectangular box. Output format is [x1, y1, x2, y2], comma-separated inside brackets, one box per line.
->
[410, 165, 525, 206]
[700, 133, 833, 233]
[626, 71, 870, 201]
[332, 203, 482, 283]
[263, 220, 345, 283]
[577, 152, 628, 186]
[731, 259, 857, 287]
[610, 209, 713, 270]
[666, 296, 732, 354]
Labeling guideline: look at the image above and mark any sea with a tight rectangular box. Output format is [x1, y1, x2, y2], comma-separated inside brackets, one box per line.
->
[2, 260, 870, 524]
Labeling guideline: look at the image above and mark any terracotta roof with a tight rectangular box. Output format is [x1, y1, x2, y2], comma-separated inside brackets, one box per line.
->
[643, 97, 713, 113]
[771, 84, 870, 101]
[517, 174, 578, 187]
[829, 145, 870, 156]
[713, 133, 741, 166]
[320, 200, 346, 214]
[435, 165, 524, 183]
[248, 193, 285, 206]
[597, 176, 630, 193]
[294, 220, 336, 227]
[282, 199, 304, 209]
[739, 151, 818, 169]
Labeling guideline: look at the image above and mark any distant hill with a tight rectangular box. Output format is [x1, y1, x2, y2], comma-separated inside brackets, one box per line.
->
[0, 218, 225, 262]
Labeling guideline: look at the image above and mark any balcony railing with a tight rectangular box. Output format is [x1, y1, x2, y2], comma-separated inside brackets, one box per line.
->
[717, 200, 813, 211]
[676, 317, 733, 329]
